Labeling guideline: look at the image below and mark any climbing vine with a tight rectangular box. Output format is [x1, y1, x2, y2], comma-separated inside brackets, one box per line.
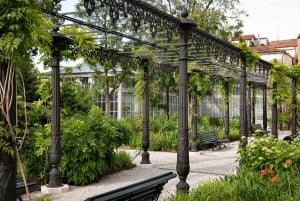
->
[236, 41, 259, 69]
[218, 77, 235, 108]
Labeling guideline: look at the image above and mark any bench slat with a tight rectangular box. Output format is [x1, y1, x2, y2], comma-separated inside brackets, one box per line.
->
[198, 130, 228, 150]
[16, 180, 40, 201]
[85, 172, 176, 201]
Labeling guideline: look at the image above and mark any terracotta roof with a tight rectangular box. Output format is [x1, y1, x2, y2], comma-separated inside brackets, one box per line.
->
[231, 34, 255, 41]
[269, 39, 297, 48]
[250, 46, 282, 54]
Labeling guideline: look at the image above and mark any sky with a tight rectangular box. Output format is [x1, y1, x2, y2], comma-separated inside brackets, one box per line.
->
[239, 0, 300, 41]
[60, 0, 300, 41]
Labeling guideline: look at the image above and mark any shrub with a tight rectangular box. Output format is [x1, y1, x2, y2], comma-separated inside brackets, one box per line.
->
[169, 135, 300, 201]
[149, 131, 177, 151]
[111, 150, 132, 171]
[59, 116, 108, 185]
[238, 136, 300, 172]
[127, 115, 178, 151]
[169, 165, 300, 201]
[229, 128, 240, 141]
[59, 106, 132, 185]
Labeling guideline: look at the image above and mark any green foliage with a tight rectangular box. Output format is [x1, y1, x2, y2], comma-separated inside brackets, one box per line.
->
[59, 106, 132, 185]
[150, 131, 177, 151]
[134, 65, 163, 109]
[236, 41, 259, 69]
[168, 175, 239, 201]
[229, 116, 240, 129]
[235, 165, 300, 201]
[17, 64, 41, 102]
[60, 26, 97, 63]
[187, 66, 212, 99]
[59, 116, 108, 185]
[169, 161, 300, 201]
[238, 136, 300, 172]
[127, 115, 178, 151]
[110, 150, 132, 171]
[0, 0, 51, 63]
[228, 128, 240, 141]
[60, 80, 94, 116]
[36, 194, 51, 201]
[218, 77, 235, 107]
[151, 0, 246, 39]
[0, 122, 14, 157]
[19, 124, 51, 183]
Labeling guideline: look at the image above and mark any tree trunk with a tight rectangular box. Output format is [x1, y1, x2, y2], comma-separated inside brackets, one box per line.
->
[0, 63, 16, 201]
[105, 90, 111, 116]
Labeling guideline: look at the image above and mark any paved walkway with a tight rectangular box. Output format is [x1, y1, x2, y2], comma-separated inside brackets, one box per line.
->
[23, 131, 291, 201]
[24, 142, 238, 201]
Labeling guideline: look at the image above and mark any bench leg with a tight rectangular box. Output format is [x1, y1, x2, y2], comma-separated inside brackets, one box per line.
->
[17, 195, 23, 201]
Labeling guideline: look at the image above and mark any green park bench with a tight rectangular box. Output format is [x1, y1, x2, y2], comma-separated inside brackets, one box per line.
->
[16, 178, 40, 201]
[198, 130, 229, 151]
[250, 124, 270, 136]
[84, 171, 177, 201]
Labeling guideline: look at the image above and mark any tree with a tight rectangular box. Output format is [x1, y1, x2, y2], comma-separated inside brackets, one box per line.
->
[60, 2, 137, 116]
[0, 1, 51, 200]
[145, 0, 247, 39]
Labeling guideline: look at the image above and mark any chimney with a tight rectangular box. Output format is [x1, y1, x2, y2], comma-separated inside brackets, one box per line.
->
[297, 34, 300, 66]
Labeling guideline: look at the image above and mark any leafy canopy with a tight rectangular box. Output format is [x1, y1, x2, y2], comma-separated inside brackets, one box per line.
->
[0, 0, 52, 64]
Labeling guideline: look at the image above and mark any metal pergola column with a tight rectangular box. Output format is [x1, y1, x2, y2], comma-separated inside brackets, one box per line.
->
[262, 85, 268, 131]
[48, 31, 63, 188]
[176, 10, 196, 191]
[291, 78, 297, 136]
[141, 57, 151, 164]
[48, 29, 71, 188]
[190, 90, 198, 152]
[240, 64, 248, 147]
[252, 86, 256, 125]
[224, 79, 230, 139]
[247, 82, 252, 132]
[272, 82, 278, 137]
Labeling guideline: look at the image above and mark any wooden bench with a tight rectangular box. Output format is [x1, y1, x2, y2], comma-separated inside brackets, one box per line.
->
[16, 178, 40, 201]
[84, 171, 177, 201]
[198, 130, 229, 151]
[250, 124, 270, 137]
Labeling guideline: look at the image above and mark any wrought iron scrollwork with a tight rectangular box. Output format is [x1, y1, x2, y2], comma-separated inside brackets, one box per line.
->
[85, 46, 139, 68]
[84, 0, 96, 16]
[190, 28, 242, 66]
[94, 0, 180, 41]
[53, 0, 61, 4]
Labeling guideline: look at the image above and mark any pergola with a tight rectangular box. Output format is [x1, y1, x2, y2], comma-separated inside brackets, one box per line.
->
[42, 0, 271, 191]
[0, 0, 276, 200]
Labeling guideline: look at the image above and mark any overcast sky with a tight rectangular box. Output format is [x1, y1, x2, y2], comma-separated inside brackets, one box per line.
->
[239, 0, 300, 41]
[60, 0, 300, 41]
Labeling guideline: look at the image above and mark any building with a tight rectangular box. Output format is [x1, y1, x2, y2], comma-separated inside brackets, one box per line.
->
[232, 34, 300, 66]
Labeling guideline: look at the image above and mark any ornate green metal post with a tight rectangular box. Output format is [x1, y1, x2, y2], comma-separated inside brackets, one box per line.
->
[176, 9, 196, 191]
[291, 78, 297, 135]
[48, 31, 63, 188]
[224, 79, 230, 139]
[141, 57, 151, 164]
[48, 29, 71, 188]
[252, 87, 256, 125]
[239, 64, 248, 148]
[190, 90, 198, 152]
[272, 82, 278, 138]
[247, 82, 252, 132]
[262, 85, 268, 131]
